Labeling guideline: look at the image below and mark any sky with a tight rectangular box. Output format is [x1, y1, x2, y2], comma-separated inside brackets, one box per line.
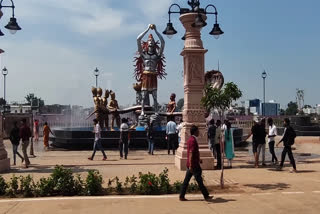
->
[0, 0, 319, 109]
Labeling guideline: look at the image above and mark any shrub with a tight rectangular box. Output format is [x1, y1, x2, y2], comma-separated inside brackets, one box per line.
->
[158, 168, 171, 194]
[115, 177, 123, 193]
[19, 175, 35, 197]
[6, 175, 19, 197]
[172, 181, 183, 193]
[138, 172, 160, 195]
[74, 174, 85, 196]
[35, 177, 55, 197]
[86, 170, 103, 196]
[128, 175, 138, 194]
[0, 176, 8, 195]
[51, 165, 75, 196]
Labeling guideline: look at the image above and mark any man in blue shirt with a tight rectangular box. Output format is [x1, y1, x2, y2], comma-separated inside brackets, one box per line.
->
[166, 116, 177, 155]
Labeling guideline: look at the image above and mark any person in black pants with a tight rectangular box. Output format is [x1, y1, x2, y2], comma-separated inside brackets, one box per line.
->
[166, 116, 177, 155]
[215, 120, 222, 169]
[276, 118, 297, 172]
[179, 125, 213, 201]
[267, 118, 278, 165]
[119, 118, 129, 159]
[10, 121, 24, 165]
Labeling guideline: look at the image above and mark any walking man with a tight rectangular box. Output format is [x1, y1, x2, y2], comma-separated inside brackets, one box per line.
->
[277, 118, 297, 172]
[245, 118, 260, 168]
[147, 121, 155, 155]
[9, 121, 24, 165]
[166, 116, 177, 155]
[257, 118, 267, 166]
[179, 125, 213, 201]
[119, 118, 129, 159]
[19, 119, 32, 168]
[88, 119, 107, 161]
[43, 122, 54, 150]
[267, 118, 278, 165]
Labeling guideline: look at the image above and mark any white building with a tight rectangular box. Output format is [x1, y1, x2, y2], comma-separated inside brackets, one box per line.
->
[316, 104, 320, 115]
[9, 105, 32, 114]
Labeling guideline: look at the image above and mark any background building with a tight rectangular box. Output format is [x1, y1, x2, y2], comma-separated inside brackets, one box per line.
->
[261, 101, 280, 116]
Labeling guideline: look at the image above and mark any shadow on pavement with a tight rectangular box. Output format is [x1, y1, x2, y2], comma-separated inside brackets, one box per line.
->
[184, 197, 236, 203]
[295, 170, 316, 173]
[244, 183, 290, 191]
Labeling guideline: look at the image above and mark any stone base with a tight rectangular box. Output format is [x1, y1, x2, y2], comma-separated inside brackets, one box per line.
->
[0, 158, 10, 172]
[175, 154, 214, 171]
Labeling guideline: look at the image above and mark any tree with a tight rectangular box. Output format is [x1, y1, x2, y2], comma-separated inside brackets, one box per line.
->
[0, 98, 6, 106]
[201, 82, 242, 119]
[25, 93, 45, 110]
[176, 98, 184, 112]
[285, 101, 298, 115]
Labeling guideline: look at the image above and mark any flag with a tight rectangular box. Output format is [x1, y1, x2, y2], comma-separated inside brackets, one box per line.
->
[0, 49, 4, 54]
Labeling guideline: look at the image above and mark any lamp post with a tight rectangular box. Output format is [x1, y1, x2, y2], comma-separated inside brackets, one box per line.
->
[163, 0, 224, 170]
[0, 0, 22, 36]
[262, 70, 267, 116]
[163, 0, 224, 40]
[0, 0, 20, 173]
[93, 67, 100, 88]
[2, 66, 7, 103]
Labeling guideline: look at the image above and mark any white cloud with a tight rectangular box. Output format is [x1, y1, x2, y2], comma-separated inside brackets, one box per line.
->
[16, 0, 144, 37]
[136, 0, 174, 21]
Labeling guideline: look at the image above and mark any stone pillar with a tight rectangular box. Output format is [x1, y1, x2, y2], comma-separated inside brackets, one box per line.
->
[0, 114, 10, 172]
[175, 13, 214, 170]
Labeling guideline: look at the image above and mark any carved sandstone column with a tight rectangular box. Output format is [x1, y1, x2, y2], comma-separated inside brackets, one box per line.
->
[175, 13, 214, 170]
[0, 115, 10, 172]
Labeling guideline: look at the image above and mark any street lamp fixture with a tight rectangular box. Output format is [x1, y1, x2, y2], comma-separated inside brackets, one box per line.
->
[93, 67, 100, 88]
[2, 66, 8, 103]
[2, 66, 7, 76]
[261, 70, 267, 116]
[163, 0, 224, 39]
[0, 0, 21, 36]
[262, 71, 267, 79]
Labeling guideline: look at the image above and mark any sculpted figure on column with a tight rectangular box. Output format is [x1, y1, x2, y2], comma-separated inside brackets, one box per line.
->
[108, 91, 121, 130]
[134, 24, 166, 115]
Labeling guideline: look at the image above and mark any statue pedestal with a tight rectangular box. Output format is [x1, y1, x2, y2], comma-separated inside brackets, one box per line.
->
[0, 115, 10, 172]
[175, 13, 214, 170]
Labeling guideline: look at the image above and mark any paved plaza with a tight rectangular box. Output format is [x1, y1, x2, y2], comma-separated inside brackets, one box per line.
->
[0, 136, 320, 213]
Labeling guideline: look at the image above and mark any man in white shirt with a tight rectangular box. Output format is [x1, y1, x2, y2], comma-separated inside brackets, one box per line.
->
[267, 118, 278, 165]
[88, 119, 107, 161]
[166, 116, 177, 155]
[120, 118, 129, 159]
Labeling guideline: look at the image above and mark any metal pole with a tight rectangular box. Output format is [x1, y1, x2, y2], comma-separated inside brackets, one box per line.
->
[3, 74, 6, 102]
[95, 75, 98, 88]
[262, 78, 266, 116]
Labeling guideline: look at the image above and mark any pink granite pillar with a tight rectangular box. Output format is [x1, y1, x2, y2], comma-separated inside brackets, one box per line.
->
[175, 13, 214, 170]
[0, 115, 10, 172]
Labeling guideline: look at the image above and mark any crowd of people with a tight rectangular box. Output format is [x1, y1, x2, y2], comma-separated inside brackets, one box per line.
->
[245, 117, 297, 172]
[7, 115, 298, 202]
[8, 116, 297, 175]
[9, 119, 54, 168]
